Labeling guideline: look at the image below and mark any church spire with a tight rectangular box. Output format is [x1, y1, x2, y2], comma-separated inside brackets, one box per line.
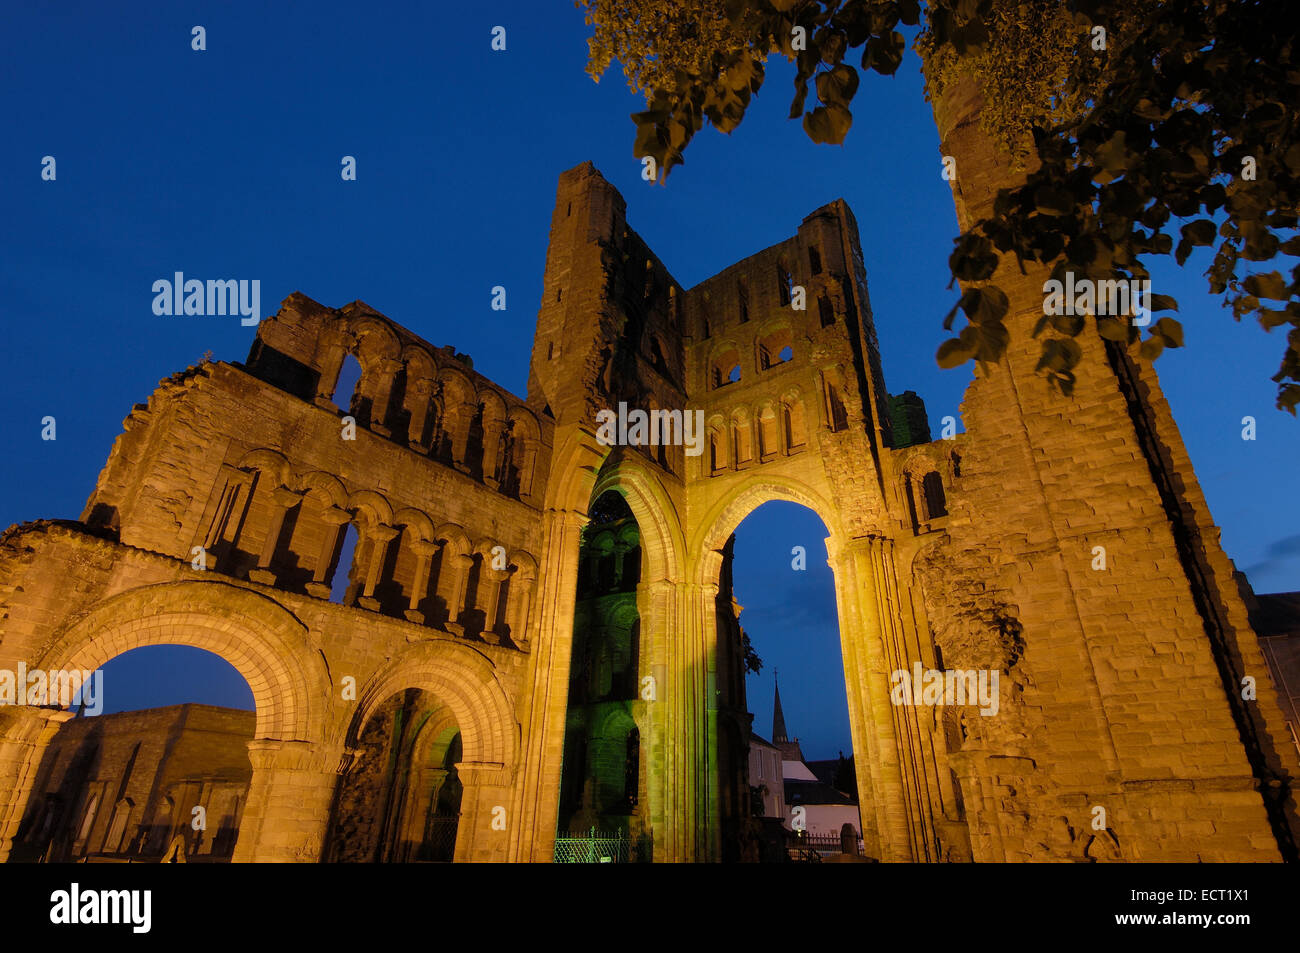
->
[772, 672, 788, 744]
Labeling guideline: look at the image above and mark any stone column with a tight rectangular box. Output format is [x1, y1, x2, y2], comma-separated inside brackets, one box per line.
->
[405, 378, 434, 450]
[452, 762, 512, 862]
[481, 418, 505, 491]
[832, 535, 926, 862]
[508, 571, 536, 649]
[612, 541, 629, 588]
[200, 468, 254, 572]
[312, 331, 350, 410]
[396, 765, 448, 861]
[442, 553, 474, 636]
[478, 565, 505, 645]
[443, 401, 474, 473]
[366, 358, 403, 437]
[404, 539, 439, 625]
[232, 739, 342, 863]
[510, 507, 587, 862]
[248, 488, 303, 586]
[357, 524, 399, 611]
[518, 444, 538, 500]
[0, 706, 75, 862]
[306, 506, 353, 599]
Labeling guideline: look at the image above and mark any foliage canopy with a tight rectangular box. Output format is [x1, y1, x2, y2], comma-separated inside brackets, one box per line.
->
[579, 0, 1300, 412]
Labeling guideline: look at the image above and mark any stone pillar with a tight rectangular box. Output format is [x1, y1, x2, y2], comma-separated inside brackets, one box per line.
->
[509, 571, 536, 649]
[830, 535, 919, 862]
[404, 539, 439, 625]
[405, 378, 434, 450]
[248, 488, 303, 586]
[443, 401, 474, 473]
[395, 765, 448, 861]
[679, 579, 717, 862]
[312, 331, 350, 410]
[200, 467, 254, 572]
[482, 417, 505, 491]
[306, 506, 353, 599]
[232, 739, 341, 863]
[518, 444, 538, 500]
[478, 566, 504, 645]
[612, 541, 629, 588]
[452, 762, 512, 862]
[366, 358, 402, 437]
[442, 553, 474, 636]
[510, 507, 587, 862]
[0, 706, 75, 862]
[357, 524, 398, 611]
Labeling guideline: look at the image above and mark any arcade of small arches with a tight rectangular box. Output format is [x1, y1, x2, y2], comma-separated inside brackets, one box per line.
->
[197, 447, 540, 646]
[296, 312, 545, 501]
[5, 578, 521, 864]
[707, 324, 797, 391]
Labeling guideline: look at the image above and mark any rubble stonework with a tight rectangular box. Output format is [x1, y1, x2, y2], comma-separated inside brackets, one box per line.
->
[0, 152, 1295, 862]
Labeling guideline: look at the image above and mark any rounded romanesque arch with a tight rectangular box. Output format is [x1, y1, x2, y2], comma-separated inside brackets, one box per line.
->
[346, 640, 516, 770]
[36, 580, 330, 744]
[294, 470, 349, 508]
[588, 451, 684, 587]
[237, 447, 292, 487]
[689, 476, 843, 588]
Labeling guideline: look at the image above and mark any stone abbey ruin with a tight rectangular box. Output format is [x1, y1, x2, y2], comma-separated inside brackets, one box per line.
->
[0, 152, 1297, 862]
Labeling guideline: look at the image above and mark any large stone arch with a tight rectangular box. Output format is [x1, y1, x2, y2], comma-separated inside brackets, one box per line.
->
[683, 475, 925, 862]
[37, 580, 328, 743]
[344, 640, 517, 862]
[689, 475, 843, 588]
[346, 640, 515, 770]
[12, 580, 340, 863]
[588, 449, 684, 586]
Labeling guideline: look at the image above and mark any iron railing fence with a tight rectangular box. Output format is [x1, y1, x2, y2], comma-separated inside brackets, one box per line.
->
[553, 827, 631, 863]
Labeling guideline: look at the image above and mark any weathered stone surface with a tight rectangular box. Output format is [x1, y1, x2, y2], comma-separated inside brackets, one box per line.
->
[0, 145, 1293, 863]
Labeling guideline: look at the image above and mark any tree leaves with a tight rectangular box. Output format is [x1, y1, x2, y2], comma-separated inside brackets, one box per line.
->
[586, 0, 1300, 412]
[803, 104, 853, 145]
[815, 63, 860, 106]
[1245, 272, 1290, 301]
[861, 30, 905, 75]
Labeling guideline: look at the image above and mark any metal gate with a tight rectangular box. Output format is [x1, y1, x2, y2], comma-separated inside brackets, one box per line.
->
[552, 828, 629, 863]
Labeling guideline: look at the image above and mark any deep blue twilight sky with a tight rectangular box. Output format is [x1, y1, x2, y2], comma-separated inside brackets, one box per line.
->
[2, 2, 1295, 759]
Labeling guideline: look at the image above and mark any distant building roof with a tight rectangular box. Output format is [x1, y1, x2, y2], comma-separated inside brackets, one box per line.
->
[785, 779, 856, 807]
[1251, 592, 1300, 638]
[783, 759, 819, 782]
[805, 759, 841, 787]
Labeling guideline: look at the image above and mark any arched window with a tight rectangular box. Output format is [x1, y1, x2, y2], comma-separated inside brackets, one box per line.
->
[922, 471, 947, 519]
[330, 522, 362, 604]
[76, 792, 101, 848]
[732, 417, 753, 465]
[818, 295, 835, 328]
[784, 399, 807, 450]
[827, 384, 848, 432]
[333, 353, 364, 416]
[776, 261, 793, 307]
[758, 328, 794, 370]
[104, 798, 134, 854]
[711, 348, 741, 389]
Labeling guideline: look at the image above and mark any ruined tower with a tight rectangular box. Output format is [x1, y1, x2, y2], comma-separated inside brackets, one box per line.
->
[0, 159, 1294, 864]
